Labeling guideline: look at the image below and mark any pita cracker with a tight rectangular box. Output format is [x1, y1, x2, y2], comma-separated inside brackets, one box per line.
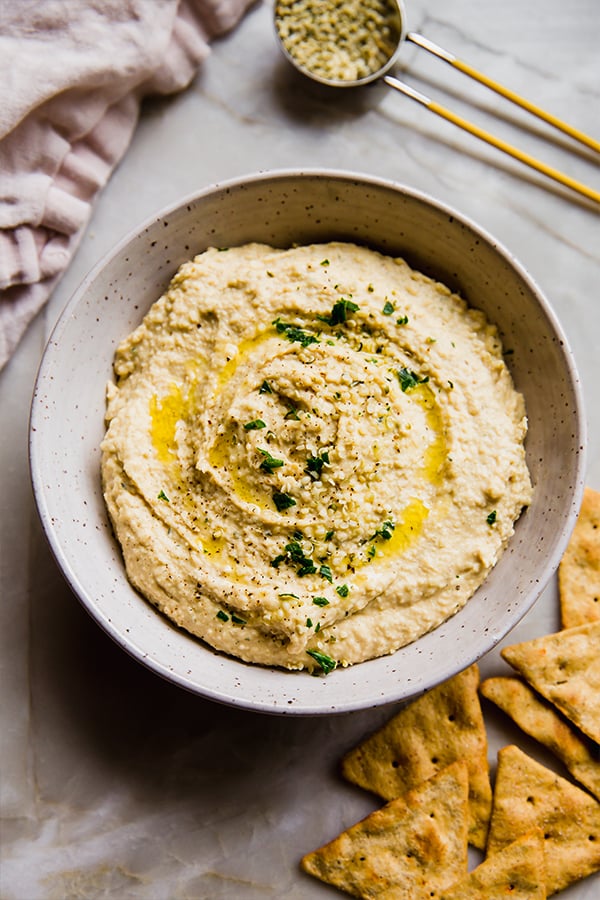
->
[440, 829, 546, 900]
[480, 676, 600, 802]
[558, 486, 600, 628]
[301, 761, 469, 899]
[486, 745, 600, 895]
[340, 664, 491, 849]
[501, 622, 600, 744]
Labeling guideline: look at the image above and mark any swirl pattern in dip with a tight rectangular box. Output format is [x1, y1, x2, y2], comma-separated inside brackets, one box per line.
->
[101, 242, 532, 672]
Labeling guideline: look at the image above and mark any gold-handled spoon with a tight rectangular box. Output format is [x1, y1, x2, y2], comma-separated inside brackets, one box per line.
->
[273, 0, 600, 204]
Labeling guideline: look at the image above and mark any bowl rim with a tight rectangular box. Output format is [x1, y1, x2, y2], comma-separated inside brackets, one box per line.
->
[29, 167, 587, 715]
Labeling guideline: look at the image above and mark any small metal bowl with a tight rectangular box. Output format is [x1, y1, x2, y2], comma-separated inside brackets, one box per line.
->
[273, 0, 406, 88]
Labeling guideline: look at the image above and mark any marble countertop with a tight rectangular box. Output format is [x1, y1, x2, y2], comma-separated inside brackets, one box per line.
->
[1, 1, 599, 897]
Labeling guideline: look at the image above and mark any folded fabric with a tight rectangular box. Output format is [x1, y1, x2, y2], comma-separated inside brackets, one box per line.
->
[0, 0, 253, 370]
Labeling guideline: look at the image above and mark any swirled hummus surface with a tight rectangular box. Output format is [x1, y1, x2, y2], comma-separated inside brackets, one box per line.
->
[101, 242, 532, 672]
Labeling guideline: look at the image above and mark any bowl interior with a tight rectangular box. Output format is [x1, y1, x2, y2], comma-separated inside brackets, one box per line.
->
[30, 171, 585, 714]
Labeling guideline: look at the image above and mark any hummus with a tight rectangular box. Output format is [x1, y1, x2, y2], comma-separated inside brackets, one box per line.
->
[101, 242, 532, 673]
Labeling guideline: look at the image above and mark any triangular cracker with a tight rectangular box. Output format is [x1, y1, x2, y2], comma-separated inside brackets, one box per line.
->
[501, 622, 600, 743]
[480, 675, 600, 801]
[301, 761, 469, 899]
[558, 486, 600, 628]
[440, 829, 546, 899]
[340, 664, 491, 849]
[486, 745, 600, 895]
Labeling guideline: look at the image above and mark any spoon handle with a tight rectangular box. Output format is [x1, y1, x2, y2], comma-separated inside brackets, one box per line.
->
[383, 74, 600, 204]
[406, 32, 600, 154]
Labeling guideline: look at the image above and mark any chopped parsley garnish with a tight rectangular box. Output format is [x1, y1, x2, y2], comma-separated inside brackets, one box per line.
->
[272, 540, 316, 577]
[230, 613, 246, 625]
[306, 618, 313, 628]
[367, 545, 376, 559]
[325, 529, 335, 541]
[307, 649, 336, 674]
[318, 298, 359, 326]
[313, 596, 329, 606]
[279, 592, 299, 599]
[284, 407, 301, 420]
[319, 564, 333, 583]
[216, 610, 229, 622]
[396, 315, 409, 325]
[370, 520, 395, 541]
[487, 510, 497, 526]
[335, 584, 349, 598]
[382, 300, 394, 315]
[397, 367, 429, 392]
[273, 491, 296, 512]
[305, 450, 330, 480]
[259, 379, 273, 394]
[272, 318, 319, 347]
[244, 418, 266, 430]
[320, 258, 330, 266]
[258, 448, 284, 473]
[157, 489, 170, 502]
[285, 541, 307, 563]
[273, 543, 333, 581]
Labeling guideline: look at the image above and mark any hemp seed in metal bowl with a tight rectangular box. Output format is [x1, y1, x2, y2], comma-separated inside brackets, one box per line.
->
[274, 0, 403, 86]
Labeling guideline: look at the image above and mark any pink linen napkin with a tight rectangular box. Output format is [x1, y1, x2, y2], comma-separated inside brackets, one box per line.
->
[0, 0, 254, 370]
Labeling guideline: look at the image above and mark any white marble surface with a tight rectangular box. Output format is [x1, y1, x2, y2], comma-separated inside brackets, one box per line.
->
[1, 1, 599, 897]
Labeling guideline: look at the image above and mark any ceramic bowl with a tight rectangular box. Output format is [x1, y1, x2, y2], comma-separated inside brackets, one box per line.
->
[29, 170, 586, 715]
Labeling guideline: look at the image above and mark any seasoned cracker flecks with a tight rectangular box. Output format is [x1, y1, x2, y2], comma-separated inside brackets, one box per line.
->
[480, 675, 600, 801]
[301, 761, 470, 899]
[486, 745, 600, 895]
[340, 664, 491, 849]
[440, 829, 546, 900]
[501, 622, 600, 744]
[559, 485, 600, 628]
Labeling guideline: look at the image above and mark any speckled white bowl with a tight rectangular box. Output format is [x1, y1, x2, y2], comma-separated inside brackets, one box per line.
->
[30, 170, 586, 715]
